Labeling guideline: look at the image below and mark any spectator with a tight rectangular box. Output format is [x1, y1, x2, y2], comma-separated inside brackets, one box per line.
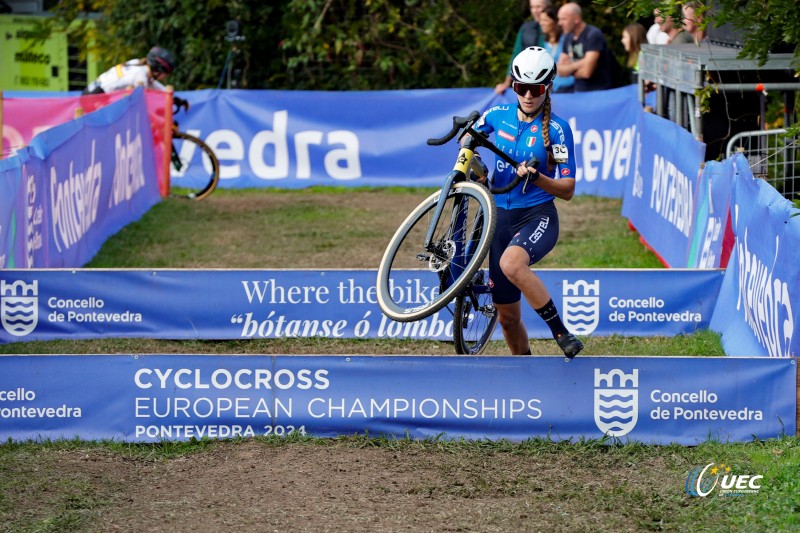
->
[556, 2, 613, 92]
[682, 1, 705, 45]
[647, 9, 669, 44]
[622, 22, 647, 83]
[494, 0, 553, 94]
[658, 8, 694, 44]
[539, 5, 574, 93]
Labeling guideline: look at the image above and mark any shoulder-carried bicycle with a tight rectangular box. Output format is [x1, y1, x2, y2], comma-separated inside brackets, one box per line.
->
[169, 102, 220, 201]
[376, 110, 536, 355]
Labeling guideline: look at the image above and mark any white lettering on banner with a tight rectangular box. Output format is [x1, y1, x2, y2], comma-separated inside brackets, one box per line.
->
[133, 367, 330, 390]
[648, 385, 763, 421]
[45, 295, 142, 324]
[377, 312, 453, 339]
[108, 130, 146, 207]
[0, 405, 82, 418]
[698, 217, 722, 268]
[609, 297, 665, 309]
[189, 110, 362, 181]
[50, 140, 102, 253]
[307, 397, 543, 420]
[650, 390, 718, 403]
[673, 407, 763, 421]
[134, 397, 293, 418]
[25, 174, 44, 267]
[734, 223, 794, 357]
[0, 388, 36, 401]
[135, 425, 257, 439]
[568, 118, 635, 182]
[632, 131, 643, 198]
[649, 154, 693, 237]
[237, 311, 348, 338]
[241, 280, 330, 304]
[626, 310, 701, 322]
[337, 279, 378, 304]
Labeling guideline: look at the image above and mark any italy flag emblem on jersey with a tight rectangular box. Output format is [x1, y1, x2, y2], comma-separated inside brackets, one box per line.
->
[526, 137, 536, 147]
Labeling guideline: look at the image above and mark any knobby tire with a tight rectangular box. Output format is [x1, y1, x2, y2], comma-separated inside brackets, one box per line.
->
[170, 130, 220, 201]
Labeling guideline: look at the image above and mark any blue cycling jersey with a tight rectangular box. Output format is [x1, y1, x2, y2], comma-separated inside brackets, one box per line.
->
[474, 104, 576, 210]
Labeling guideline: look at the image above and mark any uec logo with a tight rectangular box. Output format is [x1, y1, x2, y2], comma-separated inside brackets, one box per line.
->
[685, 463, 763, 497]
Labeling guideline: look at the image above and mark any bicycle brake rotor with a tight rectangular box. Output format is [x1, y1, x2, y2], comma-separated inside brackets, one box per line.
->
[428, 240, 455, 272]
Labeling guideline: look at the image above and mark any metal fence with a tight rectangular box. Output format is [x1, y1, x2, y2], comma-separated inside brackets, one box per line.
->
[726, 128, 800, 200]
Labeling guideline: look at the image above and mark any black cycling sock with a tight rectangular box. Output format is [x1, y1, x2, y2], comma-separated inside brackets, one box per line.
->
[522, 349, 532, 355]
[535, 299, 569, 339]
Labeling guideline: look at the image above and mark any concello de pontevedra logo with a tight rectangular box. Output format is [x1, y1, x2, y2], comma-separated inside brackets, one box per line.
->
[1, 279, 38, 337]
[594, 368, 639, 437]
[562, 279, 599, 335]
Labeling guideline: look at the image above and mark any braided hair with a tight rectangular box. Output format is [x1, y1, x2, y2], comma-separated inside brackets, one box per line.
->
[541, 94, 555, 173]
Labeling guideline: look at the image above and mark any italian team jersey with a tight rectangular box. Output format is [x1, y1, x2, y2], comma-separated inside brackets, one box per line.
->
[474, 104, 576, 210]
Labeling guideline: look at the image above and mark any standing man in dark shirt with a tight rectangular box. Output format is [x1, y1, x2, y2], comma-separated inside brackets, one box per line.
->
[555, 2, 613, 92]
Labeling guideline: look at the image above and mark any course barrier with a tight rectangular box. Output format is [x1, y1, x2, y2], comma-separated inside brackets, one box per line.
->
[0, 354, 794, 444]
[0, 269, 722, 343]
[0, 88, 162, 269]
[3, 86, 640, 197]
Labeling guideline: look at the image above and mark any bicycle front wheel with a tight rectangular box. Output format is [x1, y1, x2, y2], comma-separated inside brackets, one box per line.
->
[170, 131, 220, 201]
[376, 181, 496, 323]
[453, 278, 498, 355]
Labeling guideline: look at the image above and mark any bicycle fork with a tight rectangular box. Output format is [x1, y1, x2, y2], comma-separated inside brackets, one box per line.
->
[420, 145, 479, 292]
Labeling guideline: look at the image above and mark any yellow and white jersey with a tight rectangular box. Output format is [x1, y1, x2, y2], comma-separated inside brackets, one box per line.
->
[86, 59, 167, 93]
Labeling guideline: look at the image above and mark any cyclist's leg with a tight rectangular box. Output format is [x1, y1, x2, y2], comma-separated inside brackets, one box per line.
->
[499, 202, 560, 312]
[500, 203, 583, 358]
[488, 208, 529, 355]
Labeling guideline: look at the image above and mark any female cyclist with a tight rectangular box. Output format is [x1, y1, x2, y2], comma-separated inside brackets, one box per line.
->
[467, 46, 583, 359]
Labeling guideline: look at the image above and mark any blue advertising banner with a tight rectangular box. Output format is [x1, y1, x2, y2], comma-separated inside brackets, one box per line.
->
[0, 355, 794, 444]
[0, 269, 722, 343]
[710, 155, 800, 357]
[686, 158, 734, 268]
[551, 85, 641, 198]
[0, 88, 161, 268]
[621, 111, 706, 267]
[0, 154, 26, 269]
[174, 86, 640, 196]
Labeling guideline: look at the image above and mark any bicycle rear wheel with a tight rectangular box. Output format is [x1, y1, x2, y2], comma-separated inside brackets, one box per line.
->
[453, 275, 498, 355]
[376, 181, 496, 323]
[170, 131, 220, 201]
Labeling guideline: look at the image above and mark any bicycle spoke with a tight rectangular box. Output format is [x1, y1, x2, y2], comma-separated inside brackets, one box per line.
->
[377, 182, 495, 322]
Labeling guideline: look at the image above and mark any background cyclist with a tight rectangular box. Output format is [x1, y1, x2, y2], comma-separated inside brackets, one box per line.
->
[467, 46, 583, 359]
[83, 46, 188, 110]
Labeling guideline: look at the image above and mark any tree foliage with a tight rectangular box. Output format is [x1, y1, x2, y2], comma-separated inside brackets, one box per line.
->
[44, 0, 799, 91]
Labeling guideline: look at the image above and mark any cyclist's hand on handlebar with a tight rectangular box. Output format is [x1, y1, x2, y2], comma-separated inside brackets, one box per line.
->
[469, 154, 489, 184]
[517, 156, 540, 194]
[173, 96, 190, 112]
[517, 159, 539, 182]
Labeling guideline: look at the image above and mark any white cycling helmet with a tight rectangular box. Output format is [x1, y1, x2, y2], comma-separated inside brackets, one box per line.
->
[511, 46, 557, 85]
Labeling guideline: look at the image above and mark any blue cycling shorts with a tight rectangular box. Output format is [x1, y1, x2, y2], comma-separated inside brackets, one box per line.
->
[488, 201, 559, 305]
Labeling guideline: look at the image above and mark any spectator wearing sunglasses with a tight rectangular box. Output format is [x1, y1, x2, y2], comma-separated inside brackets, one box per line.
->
[556, 2, 613, 92]
[465, 46, 584, 359]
